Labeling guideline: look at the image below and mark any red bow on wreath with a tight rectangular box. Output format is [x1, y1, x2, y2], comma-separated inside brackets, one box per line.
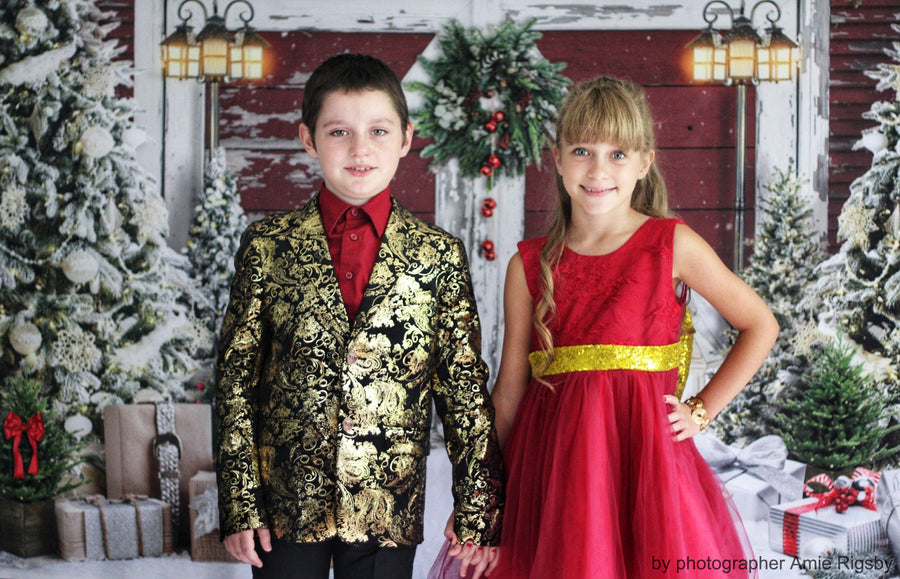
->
[3, 411, 45, 479]
[804, 467, 881, 513]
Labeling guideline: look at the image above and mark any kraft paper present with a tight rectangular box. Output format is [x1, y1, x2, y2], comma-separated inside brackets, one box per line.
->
[103, 403, 214, 544]
[188, 470, 236, 562]
[55, 497, 173, 561]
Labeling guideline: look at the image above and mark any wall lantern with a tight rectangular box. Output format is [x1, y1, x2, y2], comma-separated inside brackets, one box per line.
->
[686, 1, 800, 271]
[160, 0, 270, 149]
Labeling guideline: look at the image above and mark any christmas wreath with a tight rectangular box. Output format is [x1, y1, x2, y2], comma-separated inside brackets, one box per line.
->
[408, 19, 569, 186]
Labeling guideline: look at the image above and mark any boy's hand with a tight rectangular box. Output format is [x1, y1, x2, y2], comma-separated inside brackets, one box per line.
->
[224, 527, 271, 568]
[444, 513, 500, 578]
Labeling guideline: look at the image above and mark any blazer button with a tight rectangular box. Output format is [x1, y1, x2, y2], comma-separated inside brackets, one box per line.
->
[347, 352, 357, 364]
[342, 417, 355, 432]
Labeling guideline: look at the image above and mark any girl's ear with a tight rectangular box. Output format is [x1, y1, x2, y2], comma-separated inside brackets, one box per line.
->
[299, 123, 318, 158]
[639, 150, 656, 178]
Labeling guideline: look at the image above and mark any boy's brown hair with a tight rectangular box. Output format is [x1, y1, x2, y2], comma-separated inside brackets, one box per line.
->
[301, 53, 410, 145]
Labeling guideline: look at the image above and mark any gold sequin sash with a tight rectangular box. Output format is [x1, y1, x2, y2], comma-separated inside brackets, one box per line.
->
[529, 311, 695, 398]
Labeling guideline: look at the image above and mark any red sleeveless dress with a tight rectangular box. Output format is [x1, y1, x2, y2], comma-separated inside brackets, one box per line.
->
[491, 218, 754, 578]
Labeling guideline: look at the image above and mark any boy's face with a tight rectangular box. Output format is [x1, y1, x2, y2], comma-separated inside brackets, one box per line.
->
[299, 89, 413, 206]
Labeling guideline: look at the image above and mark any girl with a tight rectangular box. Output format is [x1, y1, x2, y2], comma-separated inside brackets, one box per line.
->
[484, 76, 776, 578]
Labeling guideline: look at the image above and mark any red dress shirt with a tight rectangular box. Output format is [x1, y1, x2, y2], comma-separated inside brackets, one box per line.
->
[318, 187, 391, 323]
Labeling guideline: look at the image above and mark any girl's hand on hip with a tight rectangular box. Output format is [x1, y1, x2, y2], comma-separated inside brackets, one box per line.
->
[664, 394, 701, 441]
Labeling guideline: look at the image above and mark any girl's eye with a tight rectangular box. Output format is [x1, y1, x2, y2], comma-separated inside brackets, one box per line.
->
[329, 129, 348, 137]
[573, 147, 589, 156]
[372, 128, 388, 136]
[612, 151, 626, 160]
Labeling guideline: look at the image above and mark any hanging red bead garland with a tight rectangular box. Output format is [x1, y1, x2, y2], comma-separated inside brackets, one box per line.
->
[3, 411, 45, 479]
[481, 197, 497, 218]
[481, 240, 497, 261]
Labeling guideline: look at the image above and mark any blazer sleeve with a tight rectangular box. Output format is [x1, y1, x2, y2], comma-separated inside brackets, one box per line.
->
[214, 223, 270, 539]
[431, 237, 504, 546]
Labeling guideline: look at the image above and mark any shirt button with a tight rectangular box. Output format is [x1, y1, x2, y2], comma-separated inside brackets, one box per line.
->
[345, 271, 354, 280]
[349, 233, 359, 241]
[350, 208, 360, 217]
[342, 418, 355, 432]
[347, 352, 358, 364]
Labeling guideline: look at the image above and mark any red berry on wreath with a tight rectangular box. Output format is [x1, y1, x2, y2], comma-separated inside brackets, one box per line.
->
[481, 240, 495, 252]
[483, 198, 497, 209]
[492, 111, 505, 122]
[485, 120, 498, 133]
[484, 250, 496, 262]
[481, 206, 494, 218]
[488, 155, 501, 168]
[480, 166, 492, 177]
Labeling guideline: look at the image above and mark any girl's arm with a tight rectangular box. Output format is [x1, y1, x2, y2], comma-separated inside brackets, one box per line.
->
[669, 223, 778, 438]
[492, 252, 535, 449]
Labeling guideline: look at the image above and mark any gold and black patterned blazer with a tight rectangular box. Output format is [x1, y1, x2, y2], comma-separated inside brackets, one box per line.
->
[215, 195, 503, 547]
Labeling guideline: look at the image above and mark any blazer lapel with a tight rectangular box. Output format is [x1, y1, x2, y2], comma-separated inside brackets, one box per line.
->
[288, 198, 350, 332]
[355, 201, 412, 326]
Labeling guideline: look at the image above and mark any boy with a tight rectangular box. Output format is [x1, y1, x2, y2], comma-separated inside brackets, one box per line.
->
[215, 53, 504, 579]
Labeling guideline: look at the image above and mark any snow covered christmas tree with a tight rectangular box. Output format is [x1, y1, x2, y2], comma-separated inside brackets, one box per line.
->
[0, 0, 206, 433]
[183, 147, 247, 399]
[715, 166, 826, 444]
[793, 24, 900, 467]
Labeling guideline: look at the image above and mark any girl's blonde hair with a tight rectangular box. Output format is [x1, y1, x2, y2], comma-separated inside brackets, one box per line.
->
[533, 76, 672, 383]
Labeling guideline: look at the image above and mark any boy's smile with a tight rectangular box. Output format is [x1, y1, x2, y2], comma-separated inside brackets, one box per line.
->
[300, 89, 413, 206]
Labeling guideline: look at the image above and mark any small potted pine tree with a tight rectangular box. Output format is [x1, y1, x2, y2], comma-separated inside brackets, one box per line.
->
[0, 375, 83, 557]
[774, 339, 900, 479]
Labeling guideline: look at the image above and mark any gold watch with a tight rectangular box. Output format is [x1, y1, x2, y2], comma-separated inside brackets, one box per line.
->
[684, 396, 711, 431]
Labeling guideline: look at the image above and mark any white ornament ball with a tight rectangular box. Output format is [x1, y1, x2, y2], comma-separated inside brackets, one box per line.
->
[9, 322, 42, 355]
[859, 129, 887, 154]
[62, 250, 100, 284]
[64, 414, 93, 440]
[16, 6, 49, 36]
[77, 126, 115, 159]
[799, 536, 835, 560]
[121, 127, 148, 150]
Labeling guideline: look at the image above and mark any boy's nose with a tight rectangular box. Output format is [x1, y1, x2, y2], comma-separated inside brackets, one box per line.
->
[350, 134, 371, 155]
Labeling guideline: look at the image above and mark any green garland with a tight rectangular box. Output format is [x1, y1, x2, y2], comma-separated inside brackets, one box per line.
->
[408, 19, 570, 186]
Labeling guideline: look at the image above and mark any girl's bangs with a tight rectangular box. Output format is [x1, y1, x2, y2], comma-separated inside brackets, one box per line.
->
[560, 90, 647, 151]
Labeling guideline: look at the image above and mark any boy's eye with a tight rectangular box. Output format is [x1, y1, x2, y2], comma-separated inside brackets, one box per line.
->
[329, 129, 348, 137]
[612, 151, 626, 160]
[573, 147, 589, 156]
[372, 128, 388, 136]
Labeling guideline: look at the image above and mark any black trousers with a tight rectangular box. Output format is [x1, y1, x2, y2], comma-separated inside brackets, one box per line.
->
[251, 537, 417, 579]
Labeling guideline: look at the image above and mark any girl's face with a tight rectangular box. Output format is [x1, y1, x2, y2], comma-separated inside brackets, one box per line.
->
[554, 138, 654, 219]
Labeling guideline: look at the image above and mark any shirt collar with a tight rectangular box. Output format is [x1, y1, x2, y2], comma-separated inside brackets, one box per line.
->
[318, 187, 392, 237]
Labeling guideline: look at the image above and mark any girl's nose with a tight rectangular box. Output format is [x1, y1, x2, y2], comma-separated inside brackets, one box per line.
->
[587, 158, 609, 179]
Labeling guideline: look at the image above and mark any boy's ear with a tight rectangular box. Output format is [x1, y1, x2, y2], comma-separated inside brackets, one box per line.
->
[400, 122, 414, 157]
[299, 123, 318, 158]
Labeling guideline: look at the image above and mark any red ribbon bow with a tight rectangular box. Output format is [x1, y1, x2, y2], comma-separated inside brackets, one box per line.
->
[3, 411, 45, 479]
[804, 467, 881, 512]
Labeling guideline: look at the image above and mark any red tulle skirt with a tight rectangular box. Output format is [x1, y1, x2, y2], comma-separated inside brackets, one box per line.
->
[480, 370, 753, 579]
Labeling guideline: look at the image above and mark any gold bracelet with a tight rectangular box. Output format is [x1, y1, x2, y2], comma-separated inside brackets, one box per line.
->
[684, 396, 711, 431]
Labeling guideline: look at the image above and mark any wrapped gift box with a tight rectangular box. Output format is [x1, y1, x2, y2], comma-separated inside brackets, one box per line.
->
[719, 459, 806, 522]
[189, 470, 236, 562]
[877, 470, 900, 563]
[769, 497, 888, 558]
[55, 497, 173, 561]
[103, 403, 213, 544]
